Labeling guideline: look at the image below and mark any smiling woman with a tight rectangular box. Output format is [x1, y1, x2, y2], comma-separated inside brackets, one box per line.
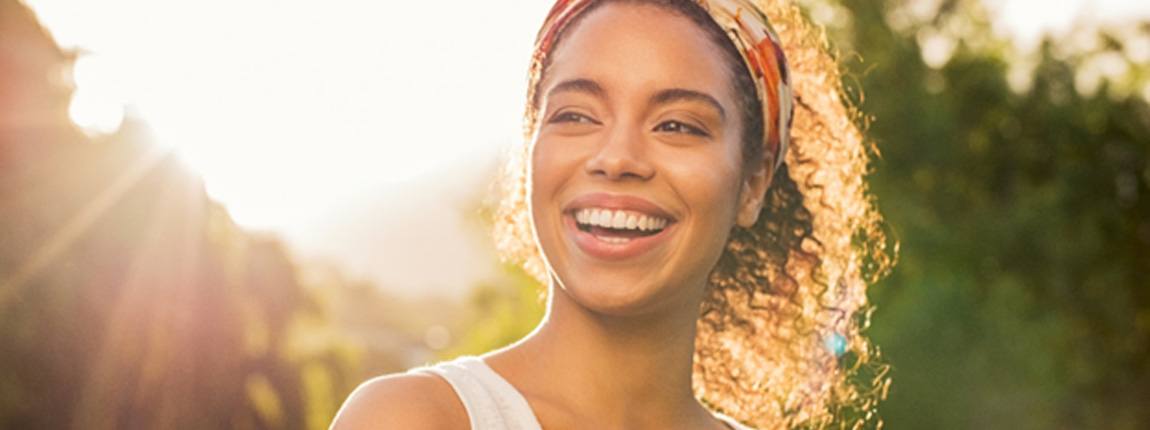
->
[332, 0, 892, 429]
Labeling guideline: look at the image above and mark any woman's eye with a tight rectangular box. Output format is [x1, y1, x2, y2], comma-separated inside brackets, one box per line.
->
[654, 120, 708, 137]
[549, 111, 598, 124]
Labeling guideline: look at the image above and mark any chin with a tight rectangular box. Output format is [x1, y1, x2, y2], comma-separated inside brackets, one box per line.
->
[550, 268, 675, 317]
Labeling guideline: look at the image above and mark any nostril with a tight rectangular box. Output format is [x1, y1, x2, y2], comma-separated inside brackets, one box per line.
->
[584, 156, 655, 181]
[583, 132, 655, 180]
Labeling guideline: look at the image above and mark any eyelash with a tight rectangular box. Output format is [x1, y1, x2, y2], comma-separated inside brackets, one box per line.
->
[549, 111, 599, 124]
[654, 120, 709, 137]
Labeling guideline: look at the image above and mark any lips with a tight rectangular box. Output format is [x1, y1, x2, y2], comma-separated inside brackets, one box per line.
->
[562, 193, 678, 260]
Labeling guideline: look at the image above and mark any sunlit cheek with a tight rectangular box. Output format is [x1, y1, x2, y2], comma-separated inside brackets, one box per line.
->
[528, 133, 591, 266]
[528, 138, 563, 249]
[529, 134, 578, 201]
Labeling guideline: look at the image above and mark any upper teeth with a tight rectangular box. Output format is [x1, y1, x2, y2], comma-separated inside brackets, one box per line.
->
[574, 208, 669, 231]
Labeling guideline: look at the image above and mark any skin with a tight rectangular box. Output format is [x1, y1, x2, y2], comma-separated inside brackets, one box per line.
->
[331, 4, 773, 429]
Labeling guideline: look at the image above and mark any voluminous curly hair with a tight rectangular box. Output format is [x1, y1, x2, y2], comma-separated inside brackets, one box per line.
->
[493, 0, 895, 428]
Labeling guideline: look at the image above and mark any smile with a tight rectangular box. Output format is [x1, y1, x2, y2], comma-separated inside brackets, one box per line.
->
[574, 208, 669, 240]
[563, 194, 678, 259]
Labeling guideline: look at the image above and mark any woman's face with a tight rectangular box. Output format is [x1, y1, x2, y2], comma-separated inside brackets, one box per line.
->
[530, 3, 768, 316]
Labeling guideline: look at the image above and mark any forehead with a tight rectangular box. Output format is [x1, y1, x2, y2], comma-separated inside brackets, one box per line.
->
[542, 3, 735, 103]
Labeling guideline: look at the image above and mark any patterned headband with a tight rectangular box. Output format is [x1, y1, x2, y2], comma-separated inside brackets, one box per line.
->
[531, 0, 793, 170]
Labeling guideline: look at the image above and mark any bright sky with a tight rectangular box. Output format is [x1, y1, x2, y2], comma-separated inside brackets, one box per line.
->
[22, 0, 1150, 297]
[27, 0, 553, 232]
[988, 0, 1150, 51]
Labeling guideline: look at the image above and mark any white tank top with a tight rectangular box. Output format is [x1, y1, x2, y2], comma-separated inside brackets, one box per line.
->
[410, 356, 755, 430]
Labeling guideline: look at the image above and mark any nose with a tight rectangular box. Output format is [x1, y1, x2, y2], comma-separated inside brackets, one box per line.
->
[584, 123, 654, 181]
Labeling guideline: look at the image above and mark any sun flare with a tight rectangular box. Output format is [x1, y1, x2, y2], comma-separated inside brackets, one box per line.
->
[29, 0, 552, 230]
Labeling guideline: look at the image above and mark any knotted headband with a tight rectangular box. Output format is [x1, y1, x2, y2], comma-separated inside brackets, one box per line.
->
[530, 0, 794, 170]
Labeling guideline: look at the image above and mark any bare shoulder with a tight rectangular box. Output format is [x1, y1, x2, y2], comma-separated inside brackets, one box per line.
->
[330, 371, 468, 430]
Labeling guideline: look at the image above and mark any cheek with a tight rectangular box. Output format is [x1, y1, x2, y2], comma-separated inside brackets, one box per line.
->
[529, 139, 561, 208]
[692, 175, 743, 252]
[666, 149, 745, 273]
[529, 135, 591, 199]
[667, 151, 744, 227]
[528, 138, 578, 233]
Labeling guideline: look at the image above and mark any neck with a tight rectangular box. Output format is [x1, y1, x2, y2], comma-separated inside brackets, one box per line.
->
[487, 280, 715, 428]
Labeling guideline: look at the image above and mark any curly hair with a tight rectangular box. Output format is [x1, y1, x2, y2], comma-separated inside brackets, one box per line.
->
[493, 0, 895, 428]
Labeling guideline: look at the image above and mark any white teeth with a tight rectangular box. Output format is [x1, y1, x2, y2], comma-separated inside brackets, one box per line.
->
[573, 208, 670, 232]
[611, 211, 627, 229]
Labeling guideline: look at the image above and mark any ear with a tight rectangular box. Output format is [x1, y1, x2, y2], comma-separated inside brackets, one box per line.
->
[736, 155, 774, 228]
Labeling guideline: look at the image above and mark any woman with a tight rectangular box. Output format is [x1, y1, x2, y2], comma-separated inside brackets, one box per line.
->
[333, 0, 890, 428]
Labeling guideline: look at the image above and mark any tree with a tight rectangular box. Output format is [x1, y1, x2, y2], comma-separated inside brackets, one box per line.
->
[819, 0, 1150, 427]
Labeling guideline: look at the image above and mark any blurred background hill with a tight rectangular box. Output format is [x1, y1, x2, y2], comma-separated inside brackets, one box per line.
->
[1, 0, 1148, 428]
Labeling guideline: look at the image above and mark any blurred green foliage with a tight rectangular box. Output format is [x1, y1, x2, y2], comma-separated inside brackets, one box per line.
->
[445, 262, 545, 359]
[814, 0, 1150, 427]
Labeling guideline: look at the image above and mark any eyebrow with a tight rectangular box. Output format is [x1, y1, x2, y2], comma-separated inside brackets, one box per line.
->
[546, 78, 606, 100]
[545, 78, 726, 120]
[651, 88, 726, 120]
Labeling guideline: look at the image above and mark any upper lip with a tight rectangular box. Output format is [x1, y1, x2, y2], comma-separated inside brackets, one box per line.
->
[563, 192, 677, 221]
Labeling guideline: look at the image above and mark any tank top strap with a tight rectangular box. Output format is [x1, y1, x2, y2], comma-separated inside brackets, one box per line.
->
[414, 355, 757, 430]
[411, 356, 543, 430]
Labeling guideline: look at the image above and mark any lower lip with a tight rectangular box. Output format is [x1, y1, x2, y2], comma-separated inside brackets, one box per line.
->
[564, 214, 676, 260]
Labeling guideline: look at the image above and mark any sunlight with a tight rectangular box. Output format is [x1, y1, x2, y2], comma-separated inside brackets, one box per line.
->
[68, 55, 124, 134]
[988, 0, 1150, 51]
[0, 144, 169, 311]
[26, 0, 551, 231]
